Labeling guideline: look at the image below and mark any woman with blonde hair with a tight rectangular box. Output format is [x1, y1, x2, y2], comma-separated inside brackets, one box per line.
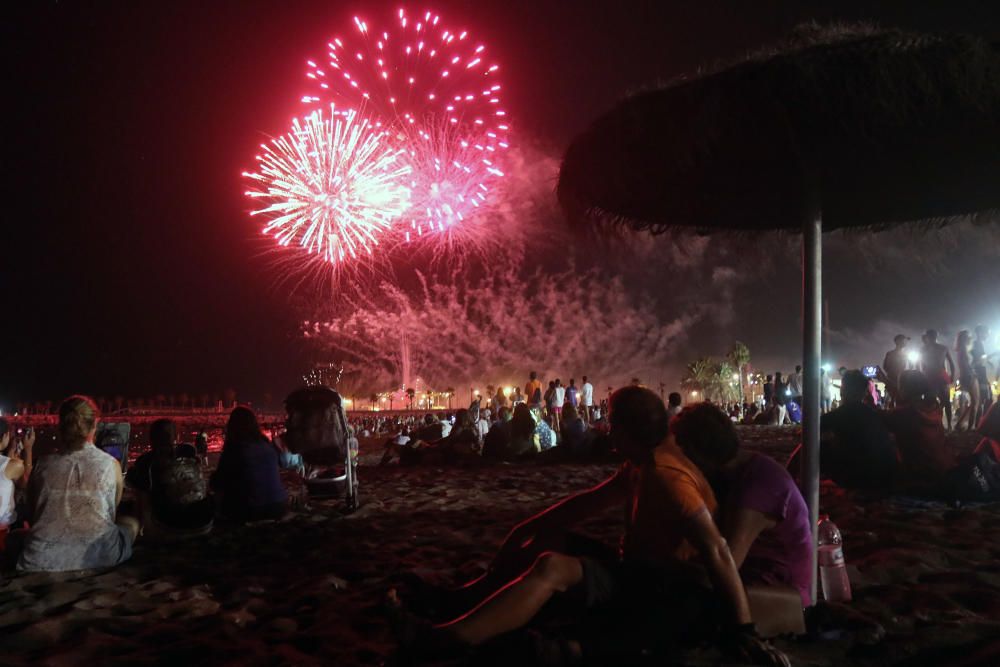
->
[18, 396, 139, 571]
[955, 330, 981, 432]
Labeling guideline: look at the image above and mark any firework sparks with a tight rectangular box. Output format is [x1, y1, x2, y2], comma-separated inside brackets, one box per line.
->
[303, 8, 509, 247]
[243, 105, 412, 264]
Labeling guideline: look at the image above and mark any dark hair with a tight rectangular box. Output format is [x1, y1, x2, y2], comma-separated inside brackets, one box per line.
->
[0, 418, 8, 440]
[563, 403, 579, 422]
[225, 406, 265, 449]
[498, 406, 511, 420]
[840, 370, 869, 403]
[795, 365, 802, 372]
[609, 386, 669, 452]
[582, 375, 588, 382]
[529, 371, 537, 380]
[59, 395, 99, 451]
[454, 408, 473, 430]
[766, 374, 773, 381]
[150, 418, 177, 450]
[670, 402, 739, 466]
[511, 403, 536, 439]
[898, 369, 932, 404]
[667, 392, 682, 406]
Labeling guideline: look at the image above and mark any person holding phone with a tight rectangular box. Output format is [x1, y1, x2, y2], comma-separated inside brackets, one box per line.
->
[1, 420, 34, 528]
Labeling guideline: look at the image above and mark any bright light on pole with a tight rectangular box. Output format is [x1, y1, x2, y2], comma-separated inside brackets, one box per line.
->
[906, 350, 920, 364]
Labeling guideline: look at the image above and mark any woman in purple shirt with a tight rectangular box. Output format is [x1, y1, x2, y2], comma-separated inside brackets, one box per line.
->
[672, 403, 812, 607]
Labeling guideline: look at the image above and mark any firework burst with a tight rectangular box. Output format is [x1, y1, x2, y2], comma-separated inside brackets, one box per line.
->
[243, 105, 412, 265]
[302, 8, 510, 249]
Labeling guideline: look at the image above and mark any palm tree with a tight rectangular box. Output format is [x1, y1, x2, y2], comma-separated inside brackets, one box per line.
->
[728, 341, 751, 404]
[406, 387, 416, 411]
[681, 358, 716, 401]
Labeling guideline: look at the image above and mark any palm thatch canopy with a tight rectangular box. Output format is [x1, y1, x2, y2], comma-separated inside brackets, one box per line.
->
[558, 24, 1000, 232]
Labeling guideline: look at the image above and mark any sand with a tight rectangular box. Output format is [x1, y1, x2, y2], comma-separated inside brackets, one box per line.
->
[1, 427, 998, 666]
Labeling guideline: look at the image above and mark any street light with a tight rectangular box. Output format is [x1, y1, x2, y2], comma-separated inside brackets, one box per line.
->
[906, 350, 920, 365]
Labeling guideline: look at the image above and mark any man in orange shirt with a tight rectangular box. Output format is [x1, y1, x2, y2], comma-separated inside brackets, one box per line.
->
[389, 387, 787, 665]
[525, 371, 543, 408]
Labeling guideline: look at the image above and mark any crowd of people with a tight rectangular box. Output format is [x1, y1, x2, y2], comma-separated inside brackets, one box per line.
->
[1, 351, 998, 664]
[0, 398, 291, 571]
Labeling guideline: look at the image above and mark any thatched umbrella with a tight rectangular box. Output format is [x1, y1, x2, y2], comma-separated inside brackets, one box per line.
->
[558, 24, 1000, 604]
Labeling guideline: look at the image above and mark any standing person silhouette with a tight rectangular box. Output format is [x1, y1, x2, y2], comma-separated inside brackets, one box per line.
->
[920, 329, 956, 430]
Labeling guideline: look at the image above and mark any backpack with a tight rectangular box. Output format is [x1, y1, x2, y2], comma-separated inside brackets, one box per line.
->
[950, 450, 1000, 502]
[152, 457, 208, 506]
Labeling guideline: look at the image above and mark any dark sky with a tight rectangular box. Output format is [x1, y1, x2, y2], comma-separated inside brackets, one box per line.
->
[3, 1, 999, 407]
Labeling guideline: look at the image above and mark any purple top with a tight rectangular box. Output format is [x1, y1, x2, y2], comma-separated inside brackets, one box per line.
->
[726, 453, 812, 606]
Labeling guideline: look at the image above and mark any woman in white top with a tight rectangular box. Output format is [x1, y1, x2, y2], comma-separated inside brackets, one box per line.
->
[1, 419, 33, 527]
[18, 396, 139, 572]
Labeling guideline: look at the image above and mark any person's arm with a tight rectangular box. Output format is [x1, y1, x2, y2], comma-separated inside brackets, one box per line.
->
[498, 469, 627, 557]
[114, 460, 125, 506]
[19, 430, 34, 485]
[3, 458, 25, 481]
[720, 506, 778, 570]
[946, 350, 956, 380]
[685, 506, 752, 625]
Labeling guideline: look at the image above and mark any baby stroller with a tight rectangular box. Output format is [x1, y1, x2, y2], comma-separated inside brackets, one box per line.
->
[283, 386, 359, 511]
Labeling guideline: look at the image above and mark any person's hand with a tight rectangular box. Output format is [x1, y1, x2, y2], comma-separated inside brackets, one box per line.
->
[24, 429, 36, 451]
[725, 625, 791, 667]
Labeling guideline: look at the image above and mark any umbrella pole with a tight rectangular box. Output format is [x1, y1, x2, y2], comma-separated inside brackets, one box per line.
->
[802, 202, 823, 606]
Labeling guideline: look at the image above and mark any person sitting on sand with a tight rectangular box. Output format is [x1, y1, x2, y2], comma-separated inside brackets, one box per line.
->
[559, 404, 589, 456]
[387, 386, 789, 666]
[482, 407, 513, 461]
[504, 404, 541, 459]
[531, 406, 556, 451]
[379, 428, 413, 466]
[128, 419, 214, 539]
[476, 408, 491, 446]
[882, 370, 955, 494]
[415, 414, 445, 442]
[792, 370, 897, 490]
[1, 419, 34, 529]
[18, 396, 140, 572]
[673, 403, 812, 608]
[210, 407, 287, 522]
[381, 410, 482, 465]
[438, 409, 481, 456]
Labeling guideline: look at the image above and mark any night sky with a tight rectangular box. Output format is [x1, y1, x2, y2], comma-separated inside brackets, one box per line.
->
[3, 1, 999, 407]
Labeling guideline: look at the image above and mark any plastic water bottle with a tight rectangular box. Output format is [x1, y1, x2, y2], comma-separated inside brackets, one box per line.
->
[817, 515, 852, 602]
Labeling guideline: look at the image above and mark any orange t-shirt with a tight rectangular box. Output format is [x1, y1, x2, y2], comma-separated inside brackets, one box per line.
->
[620, 439, 718, 566]
[525, 379, 542, 402]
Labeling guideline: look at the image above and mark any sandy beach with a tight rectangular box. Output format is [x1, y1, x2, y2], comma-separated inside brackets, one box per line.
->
[2, 427, 998, 666]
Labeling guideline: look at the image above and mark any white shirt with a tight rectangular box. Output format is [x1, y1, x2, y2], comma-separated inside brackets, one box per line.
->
[476, 418, 490, 442]
[554, 386, 566, 407]
[439, 421, 452, 438]
[581, 382, 594, 407]
[788, 372, 803, 395]
[0, 455, 16, 526]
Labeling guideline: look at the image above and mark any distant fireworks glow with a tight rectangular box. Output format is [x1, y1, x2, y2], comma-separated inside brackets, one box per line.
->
[243, 106, 411, 264]
[302, 7, 510, 247]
